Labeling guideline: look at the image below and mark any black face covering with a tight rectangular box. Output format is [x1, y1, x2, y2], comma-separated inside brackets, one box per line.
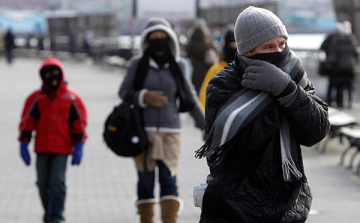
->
[41, 66, 63, 90]
[149, 49, 170, 69]
[248, 44, 289, 66]
[148, 37, 169, 53]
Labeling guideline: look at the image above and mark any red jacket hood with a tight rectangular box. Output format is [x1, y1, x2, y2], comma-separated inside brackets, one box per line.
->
[39, 57, 66, 92]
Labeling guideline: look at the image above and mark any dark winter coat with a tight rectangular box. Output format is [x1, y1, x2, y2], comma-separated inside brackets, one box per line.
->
[199, 52, 330, 223]
[5, 30, 15, 50]
[332, 35, 358, 81]
[321, 33, 358, 82]
[186, 27, 212, 86]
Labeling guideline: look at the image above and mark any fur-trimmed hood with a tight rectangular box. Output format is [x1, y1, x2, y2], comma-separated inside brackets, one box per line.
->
[139, 17, 180, 61]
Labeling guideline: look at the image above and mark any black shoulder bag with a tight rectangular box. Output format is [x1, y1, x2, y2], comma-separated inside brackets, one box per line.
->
[103, 58, 148, 157]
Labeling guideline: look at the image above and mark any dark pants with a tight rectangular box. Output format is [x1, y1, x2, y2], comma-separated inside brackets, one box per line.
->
[327, 73, 336, 107]
[137, 160, 178, 200]
[5, 49, 13, 64]
[336, 81, 352, 108]
[36, 154, 68, 222]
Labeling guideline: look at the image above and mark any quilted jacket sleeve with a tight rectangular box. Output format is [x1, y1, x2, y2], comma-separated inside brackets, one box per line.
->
[283, 83, 330, 147]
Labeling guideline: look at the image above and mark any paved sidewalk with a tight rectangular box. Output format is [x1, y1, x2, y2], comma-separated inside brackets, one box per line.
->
[0, 58, 359, 223]
[0, 58, 207, 223]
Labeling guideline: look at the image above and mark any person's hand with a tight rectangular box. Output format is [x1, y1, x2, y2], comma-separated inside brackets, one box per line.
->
[202, 132, 207, 142]
[72, 142, 83, 165]
[20, 142, 31, 166]
[143, 91, 168, 107]
[242, 60, 294, 96]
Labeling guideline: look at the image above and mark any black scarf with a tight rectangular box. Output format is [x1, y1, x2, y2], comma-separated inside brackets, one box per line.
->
[248, 44, 289, 66]
[133, 48, 195, 112]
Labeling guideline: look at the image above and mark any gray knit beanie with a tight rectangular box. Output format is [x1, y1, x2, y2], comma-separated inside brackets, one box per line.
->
[235, 6, 288, 55]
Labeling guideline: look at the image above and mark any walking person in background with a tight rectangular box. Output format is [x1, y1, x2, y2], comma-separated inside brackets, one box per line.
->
[119, 17, 205, 223]
[83, 29, 94, 59]
[37, 33, 45, 51]
[320, 23, 343, 106]
[199, 25, 237, 110]
[186, 19, 218, 95]
[69, 30, 77, 55]
[320, 22, 358, 108]
[0, 27, 4, 58]
[332, 21, 358, 108]
[18, 57, 88, 223]
[4, 28, 15, 64]
[195, 6, 330, 223]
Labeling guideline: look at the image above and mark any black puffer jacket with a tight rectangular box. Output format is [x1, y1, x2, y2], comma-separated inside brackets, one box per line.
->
[200, 55, 330, 223]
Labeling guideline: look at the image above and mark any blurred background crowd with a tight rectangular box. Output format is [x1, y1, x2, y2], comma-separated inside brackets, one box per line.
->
[0, 0, 359, 105]
[0, 0, 345, 62]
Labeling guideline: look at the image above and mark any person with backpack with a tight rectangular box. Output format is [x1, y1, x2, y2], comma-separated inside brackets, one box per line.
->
[320, 22, 358, 108]
[18, 57, 88, 223]
[333, 33, 358, 108]
[118, 17, 205, 223]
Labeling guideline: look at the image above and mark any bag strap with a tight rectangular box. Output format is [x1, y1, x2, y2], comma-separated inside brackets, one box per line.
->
[124, 51, 149, 102]
[134, 50, 151, 90]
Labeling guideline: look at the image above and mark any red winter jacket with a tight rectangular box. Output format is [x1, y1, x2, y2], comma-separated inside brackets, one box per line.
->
[19, 57, 88, 155]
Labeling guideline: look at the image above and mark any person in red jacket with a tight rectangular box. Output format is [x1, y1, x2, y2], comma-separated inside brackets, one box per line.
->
[18, 57, 88, 223]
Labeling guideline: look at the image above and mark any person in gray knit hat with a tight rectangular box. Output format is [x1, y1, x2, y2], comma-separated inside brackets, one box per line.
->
[234, 6, 288, 56]
[195, 6, 329, 223]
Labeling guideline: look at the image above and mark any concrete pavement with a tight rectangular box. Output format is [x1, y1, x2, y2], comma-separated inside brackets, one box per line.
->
[0, 57, 359, 223]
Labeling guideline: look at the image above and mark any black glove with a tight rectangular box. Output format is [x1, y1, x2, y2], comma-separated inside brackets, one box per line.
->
[242, 60, 296, 97]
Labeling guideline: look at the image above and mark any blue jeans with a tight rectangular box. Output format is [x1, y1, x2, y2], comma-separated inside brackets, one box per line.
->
[36, 154, 68, 222]
[137, 161, 178, 200]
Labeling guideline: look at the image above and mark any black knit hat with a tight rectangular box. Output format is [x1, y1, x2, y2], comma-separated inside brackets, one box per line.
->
[224, 28, 235, 46]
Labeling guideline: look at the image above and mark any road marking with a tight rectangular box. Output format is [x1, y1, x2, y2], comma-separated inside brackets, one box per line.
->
[309, 210, 319, 215]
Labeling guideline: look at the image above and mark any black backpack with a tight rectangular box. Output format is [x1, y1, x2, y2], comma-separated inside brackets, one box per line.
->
[103, 100, 147, 157]
[103, 55, 150, 157]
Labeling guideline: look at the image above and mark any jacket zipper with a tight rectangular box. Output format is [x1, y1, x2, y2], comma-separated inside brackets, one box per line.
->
[48, 94, 56, 153]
